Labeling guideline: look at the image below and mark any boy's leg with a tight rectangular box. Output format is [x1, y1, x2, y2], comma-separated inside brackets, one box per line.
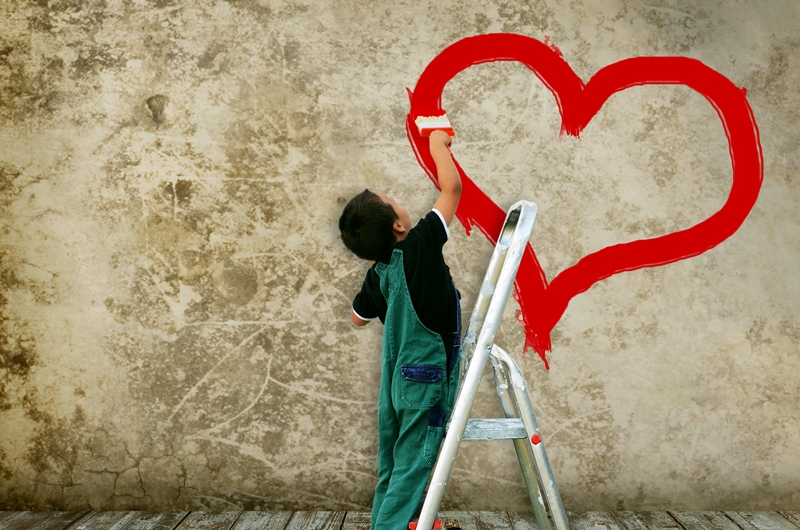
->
[372, 405, 442, 530]
[371, 389, 399, 528]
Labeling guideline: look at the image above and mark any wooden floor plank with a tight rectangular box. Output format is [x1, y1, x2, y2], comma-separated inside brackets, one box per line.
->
[341, 512, 370, 530]
[725, 512, 758, 530]
[778, 515, 800, 529]
[0, 515, 19, 528]
[117, 513, 189, 530]
[670, 512, 745, 530]
[0, 512, 795, 530]
[175, 512, 241, 530]
[507, 512, 538, 530]
[726, 513, 800, 530]
[567, 511, 625, 530]
[66, 512, 144, 530]
[230, 512, 292, 530]
[284, 512, 345, 530]
[615, 512, 682, 530]
[30, 512, 88, 530]
[440, 511, 473, 530]
[470, 512, 514, 530]
[439, 511, 514, 530]
[0, 512, 65, 530]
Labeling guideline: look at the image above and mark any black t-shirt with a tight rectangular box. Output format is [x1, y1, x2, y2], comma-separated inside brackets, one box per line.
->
[352, 210, 458, 360]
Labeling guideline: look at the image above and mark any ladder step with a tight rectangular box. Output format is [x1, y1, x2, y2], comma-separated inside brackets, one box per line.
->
[461, 418, 527, 440]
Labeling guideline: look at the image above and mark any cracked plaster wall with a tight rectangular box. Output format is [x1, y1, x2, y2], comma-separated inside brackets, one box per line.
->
[1, 0, 799, 513]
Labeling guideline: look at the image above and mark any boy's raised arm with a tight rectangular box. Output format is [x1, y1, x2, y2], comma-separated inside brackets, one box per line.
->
[430, 130, 462, 225]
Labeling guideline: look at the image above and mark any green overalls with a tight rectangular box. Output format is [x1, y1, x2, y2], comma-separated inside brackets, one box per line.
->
[371, 249, 460, 530]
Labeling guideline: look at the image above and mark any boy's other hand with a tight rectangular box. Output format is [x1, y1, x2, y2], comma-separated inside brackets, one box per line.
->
[351, 309, 370, 326]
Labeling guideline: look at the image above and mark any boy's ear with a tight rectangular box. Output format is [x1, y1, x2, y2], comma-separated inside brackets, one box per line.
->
[392, 220, 407, 234]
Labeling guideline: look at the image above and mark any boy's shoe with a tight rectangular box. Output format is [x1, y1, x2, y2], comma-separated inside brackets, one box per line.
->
[408, 520, 443, 530]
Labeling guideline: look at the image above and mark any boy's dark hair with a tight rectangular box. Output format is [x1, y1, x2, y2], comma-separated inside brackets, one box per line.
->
[339, 189, 398, 262]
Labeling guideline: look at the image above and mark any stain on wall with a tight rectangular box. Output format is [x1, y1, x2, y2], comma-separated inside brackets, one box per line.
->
[1, 0, 799, 513]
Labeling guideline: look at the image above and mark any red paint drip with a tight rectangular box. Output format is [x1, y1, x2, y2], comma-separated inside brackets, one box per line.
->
[531, 434, 542, 445]
[406, 33, 763, 368]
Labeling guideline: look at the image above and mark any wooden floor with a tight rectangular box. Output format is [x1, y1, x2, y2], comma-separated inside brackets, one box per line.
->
[1, 511, 799, 530]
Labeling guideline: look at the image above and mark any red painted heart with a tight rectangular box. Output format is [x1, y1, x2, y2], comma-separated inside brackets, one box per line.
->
[406, 33, 763, 368]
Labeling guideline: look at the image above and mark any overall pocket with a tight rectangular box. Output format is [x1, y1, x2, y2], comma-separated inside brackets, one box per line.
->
[423, 426, 445, 466]
[400, 364, 443, 409]
[423, 402, 447, 466]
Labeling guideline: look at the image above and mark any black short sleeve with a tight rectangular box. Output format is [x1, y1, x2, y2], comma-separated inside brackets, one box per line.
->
[352, 267, 386, 322]
[351, 209, 456, 334]
[412, 209, 449, 251]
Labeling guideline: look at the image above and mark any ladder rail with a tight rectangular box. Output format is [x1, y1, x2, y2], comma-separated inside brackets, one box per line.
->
[458, 205, 523, 384]
[491, 345, 570, 530]
[417, 201, 538, 530]
[489, 354, 552, 530]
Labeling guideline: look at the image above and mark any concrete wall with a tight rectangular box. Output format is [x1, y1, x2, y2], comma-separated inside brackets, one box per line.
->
[1, 0, 798, 512]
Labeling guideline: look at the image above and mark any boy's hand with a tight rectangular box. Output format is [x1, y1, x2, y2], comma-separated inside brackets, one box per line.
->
[429, 129, 452, 148]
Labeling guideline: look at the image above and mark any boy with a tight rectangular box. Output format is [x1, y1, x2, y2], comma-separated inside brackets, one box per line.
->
[338, 130, 462, 530]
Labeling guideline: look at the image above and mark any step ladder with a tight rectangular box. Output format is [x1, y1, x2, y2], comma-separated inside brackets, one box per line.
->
[415, 200, 570, 530]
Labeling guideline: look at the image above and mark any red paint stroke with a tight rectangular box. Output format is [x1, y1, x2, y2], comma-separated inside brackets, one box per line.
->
[406, 33, 763, 369]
